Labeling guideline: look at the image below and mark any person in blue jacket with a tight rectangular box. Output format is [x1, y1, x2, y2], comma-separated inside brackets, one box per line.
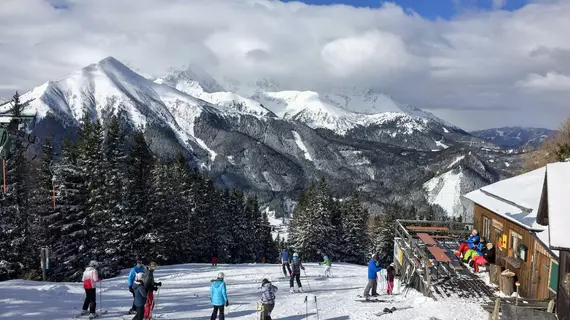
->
[210, 272, 229, 320]
[131, 272, 147, 320]
[280, 249, 291, 276]
[363, 254, 383, 298]
[127, 260, 145, 314]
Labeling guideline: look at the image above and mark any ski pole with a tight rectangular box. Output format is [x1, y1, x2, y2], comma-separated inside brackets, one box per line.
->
[99, 280, 102, 313]
[304, 296, 308, 320]
[314, 296, 320, 320]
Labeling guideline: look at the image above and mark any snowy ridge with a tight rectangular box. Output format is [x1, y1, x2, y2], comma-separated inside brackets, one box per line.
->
[424, 170, 465, 217]
[156, 68, 275, 117]
[12, 57, 223, 161]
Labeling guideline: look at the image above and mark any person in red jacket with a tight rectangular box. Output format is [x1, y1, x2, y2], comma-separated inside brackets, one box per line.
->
[80, 260, 101, 318]
[386, 263, 396, 294]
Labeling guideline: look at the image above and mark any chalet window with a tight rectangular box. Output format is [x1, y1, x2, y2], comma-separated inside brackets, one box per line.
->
[509, 230, 523, 259]
[549, 259, 559, 293]
[482, 216, 491, 242]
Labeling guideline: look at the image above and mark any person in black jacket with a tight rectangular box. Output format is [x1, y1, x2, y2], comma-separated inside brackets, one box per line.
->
[289, 253, 305, 293]
[484, 243, 496, 264]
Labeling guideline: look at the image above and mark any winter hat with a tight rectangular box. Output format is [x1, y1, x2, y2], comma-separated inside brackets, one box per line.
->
[262, 278, 270, 285]
[88, 260, 99, 268]
[217, 272, 225, 280]
[487, 243, 494, 249]
[472, 229, 478, 235]
[390, 262, 395, 267]
[149, 261, 158, 270]
[136, 272, 145, 281]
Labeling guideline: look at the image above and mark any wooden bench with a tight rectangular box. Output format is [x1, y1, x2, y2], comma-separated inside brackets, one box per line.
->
[407, 226, 450, 232]
[427, 246, 451, 262]
[417, 233, 438, 245]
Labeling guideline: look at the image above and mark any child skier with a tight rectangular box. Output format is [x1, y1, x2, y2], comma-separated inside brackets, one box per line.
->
[289, 252, 305, 293]
[143, 261, 162, 319]
[131, 273, 147, 320]
[127, 260, 145, 314]
[280, 249, 291, 276]
[259, 278, 278, 320]
[320, 255, 332, 277]
[210, 272, 229, 320]
[80, 260, 101, 319]
[212, 253, 218, 267]
[386, 263, 395, 294]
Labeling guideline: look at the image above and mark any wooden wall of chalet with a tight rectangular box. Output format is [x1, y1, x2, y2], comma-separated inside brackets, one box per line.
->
[473, 204, 555, 299]
[558, 251, 570, 320]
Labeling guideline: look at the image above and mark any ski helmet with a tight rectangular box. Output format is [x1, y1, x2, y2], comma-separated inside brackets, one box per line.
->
[293, 252, 299, 257]
[136, 272, 145, 281]
[324, 256, 329, 260]
[217, 272, 225, 279]
[88, 260, 99, 268]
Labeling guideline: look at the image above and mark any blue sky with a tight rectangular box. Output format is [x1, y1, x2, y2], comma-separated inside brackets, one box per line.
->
[280, 0, 531, 19]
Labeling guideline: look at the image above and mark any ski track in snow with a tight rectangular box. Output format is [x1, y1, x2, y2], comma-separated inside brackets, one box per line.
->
[0, 263, 488, 320]
[291, 130, 313, 161]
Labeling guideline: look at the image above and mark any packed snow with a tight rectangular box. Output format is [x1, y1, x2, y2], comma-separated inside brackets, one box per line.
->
[447, 156, 465, 169]
[0, 263, 488, 320]
[291, 130, 313, 161]
[435, 140, 450, 150]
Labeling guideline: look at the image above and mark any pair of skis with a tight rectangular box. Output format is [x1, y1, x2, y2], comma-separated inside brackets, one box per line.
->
[375, 306, 412, 317]
[304, 295, 320, 320]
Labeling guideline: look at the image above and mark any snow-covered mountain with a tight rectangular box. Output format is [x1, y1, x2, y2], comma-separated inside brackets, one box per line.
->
[10, 56, 523, 217]
[471, 127, 556, 149]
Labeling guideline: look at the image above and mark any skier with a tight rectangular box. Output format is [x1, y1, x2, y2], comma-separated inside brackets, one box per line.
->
[80, 260, 101, 319]
[289, 252, 305, 293]
[279, 249, 291, 276]
[131, 272, 147, 320]
[127, 260, 145, 314]
[259, 278, 278, 320]
[252, 253, 257, 264]
[212, 253, 218, 267]
[143, 261, 162, 319]
[363, 254, 382, 298]
[320, 255, 332, 277]
[386, 263, 395, 294]
[210, 272, 229, 320]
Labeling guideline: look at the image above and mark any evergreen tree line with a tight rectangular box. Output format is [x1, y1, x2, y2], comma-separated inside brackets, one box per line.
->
[0, 97, 278, 282]
[287, 179, 449, 266]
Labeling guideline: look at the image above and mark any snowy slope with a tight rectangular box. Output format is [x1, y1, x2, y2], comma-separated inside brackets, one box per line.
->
[0, 263, 488, 320]
[156, 68, 275, 117]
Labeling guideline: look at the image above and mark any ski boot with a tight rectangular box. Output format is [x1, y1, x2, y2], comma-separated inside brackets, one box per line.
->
[383, 308, 393, 314]
[299, 287, 304, 293]
[80, 310, 89, 316]
[290, 288, 294, 293]
[88, 313, 99, 319]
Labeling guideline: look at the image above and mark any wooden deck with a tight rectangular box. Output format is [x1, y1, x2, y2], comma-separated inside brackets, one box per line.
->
[427, 246, 451, 262]
[407, 226, 450, 232]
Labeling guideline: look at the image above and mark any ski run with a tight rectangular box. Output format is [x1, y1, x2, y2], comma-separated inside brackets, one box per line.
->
[0, 263, 488, 320]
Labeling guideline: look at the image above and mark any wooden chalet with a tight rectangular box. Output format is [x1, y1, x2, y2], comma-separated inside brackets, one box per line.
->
[464, 166, 559, 300]
[537, 162, 570, 320]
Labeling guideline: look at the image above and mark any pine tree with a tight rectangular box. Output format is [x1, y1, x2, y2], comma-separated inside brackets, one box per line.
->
[125, 128, 153, 261]
[146, 163, 175, 264]
[372, 202, 399, 265]
[340, 195, 370, 264]
[50, 138, 90, 281]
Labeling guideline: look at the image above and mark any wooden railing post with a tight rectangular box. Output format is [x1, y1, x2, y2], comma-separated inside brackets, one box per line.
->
[491, 298, 501, 320]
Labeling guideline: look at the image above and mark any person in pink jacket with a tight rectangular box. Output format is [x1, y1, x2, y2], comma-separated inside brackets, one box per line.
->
[80, 260, 101, 319]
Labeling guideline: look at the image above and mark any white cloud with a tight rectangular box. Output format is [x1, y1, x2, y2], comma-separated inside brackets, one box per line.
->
[517, 72, 570, 91]
[0, 0, 569, 130]
[492, 0, 507, 10]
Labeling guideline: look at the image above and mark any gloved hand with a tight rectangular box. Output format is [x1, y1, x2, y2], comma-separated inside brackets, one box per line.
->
[153, 286, 158, 291]
[225, 300, 229, 307]
[129, 287, 134, 294]
[157, 282, 162, 287]
[301, 267, 305, 270]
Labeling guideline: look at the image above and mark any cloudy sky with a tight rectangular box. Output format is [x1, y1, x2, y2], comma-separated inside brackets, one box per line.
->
[1, 0, 569, 130]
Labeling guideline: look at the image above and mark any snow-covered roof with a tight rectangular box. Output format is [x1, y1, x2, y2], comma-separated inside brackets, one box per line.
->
[464, 167, 546, 231]
[543, 162, 570, 250]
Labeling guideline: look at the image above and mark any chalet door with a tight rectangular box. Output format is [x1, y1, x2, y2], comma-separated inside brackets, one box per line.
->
[536, 253, 550, 299]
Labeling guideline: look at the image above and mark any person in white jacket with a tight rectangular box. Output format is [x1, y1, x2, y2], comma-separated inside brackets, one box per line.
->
[80, 260, 101, 319]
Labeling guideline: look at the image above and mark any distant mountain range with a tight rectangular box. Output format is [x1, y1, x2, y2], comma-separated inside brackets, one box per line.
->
[470, 127, 556, 149]
[0, 56, 529, 218]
